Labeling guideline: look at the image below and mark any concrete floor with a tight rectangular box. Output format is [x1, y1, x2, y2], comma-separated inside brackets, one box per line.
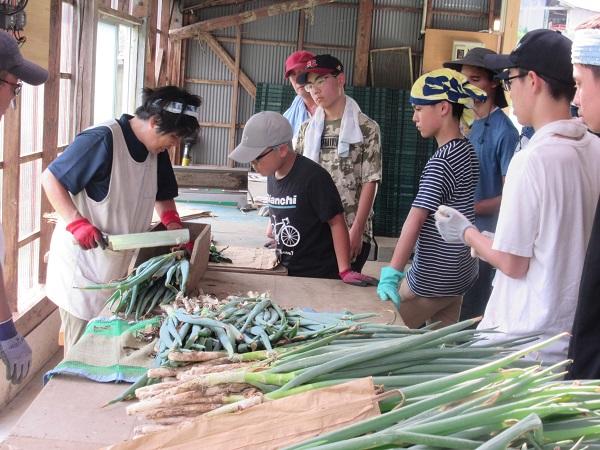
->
[0, 350, 63, 442]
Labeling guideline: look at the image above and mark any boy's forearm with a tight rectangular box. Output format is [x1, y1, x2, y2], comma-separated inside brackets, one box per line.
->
[328, 213, 351, 273]
[390, 207, 428, 272]
[350, 181, 377, 236]
[475, 195, 502, 216]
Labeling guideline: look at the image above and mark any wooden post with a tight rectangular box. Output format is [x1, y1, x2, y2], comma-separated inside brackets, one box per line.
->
[502, 0, 521, 54]
[118, 0, 129, 14]
[2, 99, 21, 308]
[39, 0, 62, 284]
[353, 0, 373, 87]
[297, 9, 305, 50]
[198, 31, 256, 98]
[488, 0, 496, 31]
[228, 25, 242, 167]
[170, 0, 336, 39]
[144, 0, 158, 88]
[425, 0, 434, 29]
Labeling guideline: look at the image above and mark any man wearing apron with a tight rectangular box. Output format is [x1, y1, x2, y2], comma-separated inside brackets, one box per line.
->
[0, 30, 48, 384]
[42, 86, 201, 354]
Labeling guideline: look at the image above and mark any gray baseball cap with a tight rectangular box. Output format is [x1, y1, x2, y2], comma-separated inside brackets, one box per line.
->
[229, 111, 293, 163]
[0, 31, 48, 85]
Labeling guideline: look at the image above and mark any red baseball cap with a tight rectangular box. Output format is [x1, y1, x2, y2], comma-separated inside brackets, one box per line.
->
[284, 50, 315, 79]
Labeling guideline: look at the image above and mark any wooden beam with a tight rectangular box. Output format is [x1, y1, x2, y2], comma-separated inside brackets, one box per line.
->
[353, 0, 373, 87]
[173, 165, 248, 190]
[98, 5, 143, 25]
[228, 25, 242, 167]
[185, 78, 233, 85]
[432, 9, 486, 18]
[182, 0, 248, 12]
[297, 9, 305, 50]
[157, 0, 171, 86]
[197, 32, 256, 98]
[2, 98, 20, 308]
[170, 0, 336, 40]
[39, 2, 61, 293]
[144, 1, 158, 88]
[215, 35, 353, 51]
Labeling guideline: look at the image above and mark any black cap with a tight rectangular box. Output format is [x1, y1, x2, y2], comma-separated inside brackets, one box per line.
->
[444, 47, 499, 72]
[444, 47, 508, 109]
[297, 54, 344, 84]
[483, 29, 574, 86]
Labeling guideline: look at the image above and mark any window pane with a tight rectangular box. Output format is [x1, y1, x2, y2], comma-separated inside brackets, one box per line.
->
[19, 159, 42, 240]
[94, 21, 118, 122]
[20, 84, 44, 156]
[60, 2, 74, 74]
[18, 239, 41, 311]
[58, 78, 72, 146]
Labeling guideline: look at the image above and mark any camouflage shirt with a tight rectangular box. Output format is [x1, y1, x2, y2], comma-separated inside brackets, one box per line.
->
[296, 112, 382, 243]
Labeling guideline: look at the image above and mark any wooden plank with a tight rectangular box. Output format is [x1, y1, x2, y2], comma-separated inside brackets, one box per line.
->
[173, 165, 249, 190]
[207, 263, 287, 276]
[502, 0, 521, 54]
[97, 5, 143, 25]
[170, 0, 336, 40]
[215, 35, 353, 51]
[425, 0, 433, 29]
[157, 0, 171, 86]
[118, 0, 129, 13]
[185, 78, 233, 85]
[40, 0, 61, 284]
[14, 297, 57, 337]
[199, 121, 242, 128]
[353, 0, 373, 87]
[2, 98, 20, 309]
[488, 0, 496, 31]
[297, 9, 305, 50]
[228, 25, 242, 167]
[74, 2, 98, 133]
[197, 32, 256, 98]
[131, 0, 147, 17]
[422, 29, 501, 73]
[182, 0, 248, 11]
[144, 0, 158, 88]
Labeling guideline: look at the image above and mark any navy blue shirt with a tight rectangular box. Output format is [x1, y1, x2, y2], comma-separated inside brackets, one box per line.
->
[469, 109, 518, 232]
[48, 114, 178, 202]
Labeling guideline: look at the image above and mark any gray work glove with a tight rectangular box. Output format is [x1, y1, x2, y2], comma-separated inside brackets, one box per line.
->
[434, 205, 476, 244]
[0, 332, 32, 384]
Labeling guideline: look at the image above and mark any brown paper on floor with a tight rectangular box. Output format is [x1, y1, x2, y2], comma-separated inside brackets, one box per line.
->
[104, 377, 380, 450]
[215, 245, 279, 270]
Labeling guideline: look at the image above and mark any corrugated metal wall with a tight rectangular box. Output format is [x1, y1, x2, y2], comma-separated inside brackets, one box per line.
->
[183, 0, 492, 165]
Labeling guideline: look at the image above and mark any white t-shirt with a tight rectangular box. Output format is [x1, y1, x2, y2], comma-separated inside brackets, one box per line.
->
[479, 119, 600, 364]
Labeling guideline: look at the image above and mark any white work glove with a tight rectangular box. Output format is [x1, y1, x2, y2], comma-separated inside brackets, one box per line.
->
[434, 205, 476, 244]
[0, 325, 32, 384]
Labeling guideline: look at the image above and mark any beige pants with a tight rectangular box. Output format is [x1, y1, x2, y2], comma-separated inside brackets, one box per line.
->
[59, 308, 88, 357]
[398, 279, 463, 329]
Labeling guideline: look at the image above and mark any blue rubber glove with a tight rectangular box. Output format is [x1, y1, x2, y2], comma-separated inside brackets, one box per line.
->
[376, 266, 404, 308]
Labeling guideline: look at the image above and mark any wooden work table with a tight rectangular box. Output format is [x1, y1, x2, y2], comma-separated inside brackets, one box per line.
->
[3, 271, 397, 450]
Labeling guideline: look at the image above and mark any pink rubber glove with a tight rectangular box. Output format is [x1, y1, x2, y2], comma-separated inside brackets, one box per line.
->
[161, 210, 194, 254]
[339, 269, 379, 287]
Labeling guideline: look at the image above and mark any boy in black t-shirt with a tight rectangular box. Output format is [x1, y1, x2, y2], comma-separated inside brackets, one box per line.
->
[229, 111, 377, 286]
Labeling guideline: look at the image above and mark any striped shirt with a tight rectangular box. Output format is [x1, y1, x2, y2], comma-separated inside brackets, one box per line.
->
[407, 138, 479, 297]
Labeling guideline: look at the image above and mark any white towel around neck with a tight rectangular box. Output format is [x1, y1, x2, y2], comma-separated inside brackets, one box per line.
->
[303, 95, 363, 162]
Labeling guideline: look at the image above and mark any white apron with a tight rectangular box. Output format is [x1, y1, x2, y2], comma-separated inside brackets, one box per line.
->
[46, 120, 158, 320]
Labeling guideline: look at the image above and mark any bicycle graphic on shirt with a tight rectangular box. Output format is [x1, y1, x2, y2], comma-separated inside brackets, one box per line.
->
[272, 216, 300, 247]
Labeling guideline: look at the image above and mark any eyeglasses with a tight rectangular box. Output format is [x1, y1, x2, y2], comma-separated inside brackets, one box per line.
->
[304, 74, 337, 93]
[253, 146, 276, 163]
[0, 78, 22, 96]
[502, 73, 526, 92]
